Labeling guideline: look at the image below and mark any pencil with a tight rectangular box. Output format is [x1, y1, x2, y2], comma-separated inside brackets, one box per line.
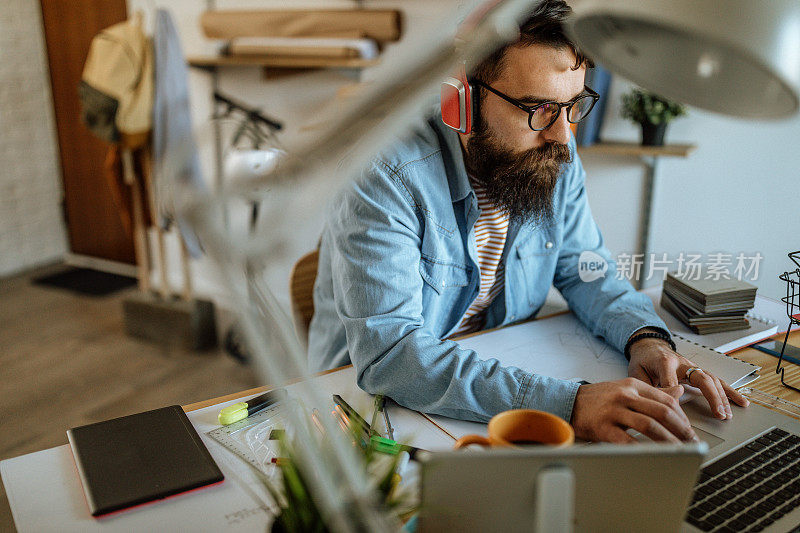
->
[310, 408, 325, 436]
[333, 395, 376, 436]
[382, 400, 394, 441]
[332, 405, 367, 448]
[371, 395, 385, 437]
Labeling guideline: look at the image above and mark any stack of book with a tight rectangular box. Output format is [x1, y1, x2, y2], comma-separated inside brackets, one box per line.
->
[661, 272, 758, 334]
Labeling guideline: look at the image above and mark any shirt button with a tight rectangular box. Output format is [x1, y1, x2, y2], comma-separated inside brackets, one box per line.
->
[545, 241, 553, 249]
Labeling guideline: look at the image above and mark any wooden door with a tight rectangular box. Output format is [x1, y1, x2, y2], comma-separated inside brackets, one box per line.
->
[40, 0, 135, 264]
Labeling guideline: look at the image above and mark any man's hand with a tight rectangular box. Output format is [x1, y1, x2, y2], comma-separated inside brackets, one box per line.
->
[571, 378, 697, 443]
[627, 331, 749, 420]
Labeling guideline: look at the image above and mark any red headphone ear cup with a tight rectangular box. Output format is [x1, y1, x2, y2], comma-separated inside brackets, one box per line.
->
[441, 79, 466, 132]
[441, 64, 473, 133]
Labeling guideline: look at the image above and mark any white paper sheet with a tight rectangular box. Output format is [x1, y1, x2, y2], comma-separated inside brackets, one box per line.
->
[0, 367, 453, 532]
[459, 313, 630, 382]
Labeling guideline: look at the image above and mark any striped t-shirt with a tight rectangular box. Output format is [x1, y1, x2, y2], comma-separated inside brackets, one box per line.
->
[452, 179, 509, 336]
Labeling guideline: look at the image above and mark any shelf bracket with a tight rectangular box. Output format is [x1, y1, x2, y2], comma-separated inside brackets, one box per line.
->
[636, 154, 660, 290]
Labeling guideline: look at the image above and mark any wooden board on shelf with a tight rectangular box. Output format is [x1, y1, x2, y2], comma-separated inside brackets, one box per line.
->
[187, 55, 378, 70]
[578, 141, 697, 158]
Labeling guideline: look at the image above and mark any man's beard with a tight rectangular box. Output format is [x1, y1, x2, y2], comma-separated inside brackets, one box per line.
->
[463, 122, 572, 225]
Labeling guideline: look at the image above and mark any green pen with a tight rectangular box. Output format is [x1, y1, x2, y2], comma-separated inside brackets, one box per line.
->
[217, 388, 287, 425]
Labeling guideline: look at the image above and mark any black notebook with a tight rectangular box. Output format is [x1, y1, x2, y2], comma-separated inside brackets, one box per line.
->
[67, 405, 224, 517]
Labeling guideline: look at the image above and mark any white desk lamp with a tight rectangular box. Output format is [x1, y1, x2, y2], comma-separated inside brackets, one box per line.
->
[567, 0, 800, 119]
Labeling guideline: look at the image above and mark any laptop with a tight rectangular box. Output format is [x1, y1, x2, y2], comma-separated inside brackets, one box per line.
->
[418, 393, 800, 532]
[679, 391, 800, 532]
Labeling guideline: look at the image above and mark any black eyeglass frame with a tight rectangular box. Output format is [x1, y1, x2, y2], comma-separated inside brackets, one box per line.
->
[471, 79, 600, 132]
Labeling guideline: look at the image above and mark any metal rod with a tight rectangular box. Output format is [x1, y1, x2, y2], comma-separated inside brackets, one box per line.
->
[636, 155, 660, 290]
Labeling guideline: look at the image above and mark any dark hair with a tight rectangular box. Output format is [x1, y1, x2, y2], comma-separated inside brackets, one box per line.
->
[471, 0, 593, 85]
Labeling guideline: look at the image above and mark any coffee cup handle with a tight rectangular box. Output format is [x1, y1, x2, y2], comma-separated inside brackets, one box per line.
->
[453, 434, 492, 449]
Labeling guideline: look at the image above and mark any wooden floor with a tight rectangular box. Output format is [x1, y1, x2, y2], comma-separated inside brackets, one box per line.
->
[0, 265, 259, 531]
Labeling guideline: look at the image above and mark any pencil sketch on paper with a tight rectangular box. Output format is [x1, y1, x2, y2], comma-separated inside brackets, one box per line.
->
[559, 322, 617, 364]
[455, 313, 629, 384]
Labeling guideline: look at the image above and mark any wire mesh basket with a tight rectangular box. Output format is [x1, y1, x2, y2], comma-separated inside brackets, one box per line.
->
[776, 251, 800, 392]
[781, 251, 800, 325]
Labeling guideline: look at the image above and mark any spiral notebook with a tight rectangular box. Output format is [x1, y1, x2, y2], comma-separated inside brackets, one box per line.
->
[670, 334, 760, 388]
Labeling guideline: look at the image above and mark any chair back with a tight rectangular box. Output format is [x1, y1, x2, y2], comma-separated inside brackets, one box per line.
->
[289, 250, 319, 342]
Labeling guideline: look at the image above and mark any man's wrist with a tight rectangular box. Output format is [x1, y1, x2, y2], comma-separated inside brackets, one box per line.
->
[624, 327, 675, 361]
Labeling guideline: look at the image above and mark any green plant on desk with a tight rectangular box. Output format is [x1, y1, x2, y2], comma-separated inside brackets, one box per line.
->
[263, 420, 413, 532]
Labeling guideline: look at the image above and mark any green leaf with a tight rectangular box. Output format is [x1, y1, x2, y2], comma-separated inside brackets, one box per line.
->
[621, 87, 687, 125]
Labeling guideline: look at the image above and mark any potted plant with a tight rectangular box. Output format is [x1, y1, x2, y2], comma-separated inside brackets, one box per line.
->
[621, 88, 687, 146]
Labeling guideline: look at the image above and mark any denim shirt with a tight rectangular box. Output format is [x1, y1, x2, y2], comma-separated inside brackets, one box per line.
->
[307, 114, 669, 423]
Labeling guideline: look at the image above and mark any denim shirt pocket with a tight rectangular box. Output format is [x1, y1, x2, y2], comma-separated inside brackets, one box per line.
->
[516, 224, 560, 258]
[419, 255, 469, 295]
[418, 254, 471, 337]
[513, 225, 560, 311]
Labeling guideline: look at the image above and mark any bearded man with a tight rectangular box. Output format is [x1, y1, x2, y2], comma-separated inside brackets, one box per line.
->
[308, 0, 747, 443]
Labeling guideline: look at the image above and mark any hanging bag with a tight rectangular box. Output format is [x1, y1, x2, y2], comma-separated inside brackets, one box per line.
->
[79, 13, 153, 148]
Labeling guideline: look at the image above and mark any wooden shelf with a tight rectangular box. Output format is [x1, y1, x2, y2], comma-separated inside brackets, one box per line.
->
[187, 55, 378, 70]
[578, 141, 696, 158]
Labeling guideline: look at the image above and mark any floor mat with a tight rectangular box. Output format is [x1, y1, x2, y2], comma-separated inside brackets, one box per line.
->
[32, 267, 137, 296]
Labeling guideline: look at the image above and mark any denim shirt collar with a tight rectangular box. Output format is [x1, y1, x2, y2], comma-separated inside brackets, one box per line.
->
[428, 115, 474, 204]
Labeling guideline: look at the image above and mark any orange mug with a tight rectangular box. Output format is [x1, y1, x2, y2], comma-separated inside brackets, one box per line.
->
[453, 409, 574, 449]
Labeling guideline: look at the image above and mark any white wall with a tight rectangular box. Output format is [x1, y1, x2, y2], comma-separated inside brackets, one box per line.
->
[587, 76, 800, 301]
[0, 1, 67, 277]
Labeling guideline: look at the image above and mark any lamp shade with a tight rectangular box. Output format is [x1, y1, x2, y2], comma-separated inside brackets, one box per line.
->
[566, 0, 800, 119]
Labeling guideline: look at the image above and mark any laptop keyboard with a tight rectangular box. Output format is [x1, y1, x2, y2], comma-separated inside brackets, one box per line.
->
[686, 428, 800, 532]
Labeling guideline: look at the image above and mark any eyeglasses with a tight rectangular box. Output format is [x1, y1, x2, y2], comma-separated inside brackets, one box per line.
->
[472, 80, 600, 132]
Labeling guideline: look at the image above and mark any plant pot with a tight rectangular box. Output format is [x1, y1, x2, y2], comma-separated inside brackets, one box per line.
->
[640, 121, 668, 146]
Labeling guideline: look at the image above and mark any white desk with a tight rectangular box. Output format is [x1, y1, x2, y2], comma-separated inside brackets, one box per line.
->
[0, 367, 455, 532]
[5, 317, 798, 531]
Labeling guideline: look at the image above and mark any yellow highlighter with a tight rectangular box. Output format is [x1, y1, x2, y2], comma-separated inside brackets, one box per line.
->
[217, 388, 287, 425]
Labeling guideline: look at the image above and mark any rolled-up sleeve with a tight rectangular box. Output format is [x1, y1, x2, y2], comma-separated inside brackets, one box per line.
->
[330, 161, 580, 422]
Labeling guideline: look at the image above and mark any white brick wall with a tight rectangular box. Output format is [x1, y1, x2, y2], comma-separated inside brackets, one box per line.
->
[0, 1, 67, 277]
